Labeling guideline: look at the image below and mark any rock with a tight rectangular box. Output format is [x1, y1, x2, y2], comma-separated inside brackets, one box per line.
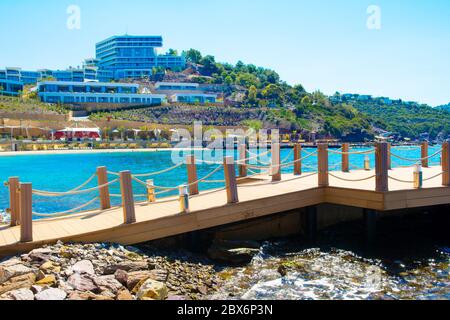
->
[136, 279, 168, 300]
[196, 285, 208, 295]
[0, 273, 36, 295]
[126, 270, 167, 291]
[0, 263, 34, 283]
[29, 252, 51, 263]
[8, 288, 35, 300]
[35, 288, 67, 300]
[36, 275, 56, 286]
[117, 289, 133, 300]
[30, 285, 44, 294]
[103, 261, 149, 274]
[93, 275, 123, 294]
[39, 261, 61, 273]
[67, 273, 99, 292]
[167, 295, 187, 300]
[71, 260, 95, 275]
[278, 265, 288, 277]
[207, 240, 260, 265]
[67, 291, 113, 301]
[114, 269, 128, 286]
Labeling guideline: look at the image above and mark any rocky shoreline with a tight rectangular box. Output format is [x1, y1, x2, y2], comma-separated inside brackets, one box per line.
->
[0, 241, 223, 300]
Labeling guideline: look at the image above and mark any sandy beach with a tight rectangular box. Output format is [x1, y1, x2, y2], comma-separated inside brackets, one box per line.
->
[0, 148, 205, 157]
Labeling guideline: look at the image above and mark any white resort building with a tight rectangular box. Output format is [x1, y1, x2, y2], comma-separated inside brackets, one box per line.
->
[38, 81, 166, 106]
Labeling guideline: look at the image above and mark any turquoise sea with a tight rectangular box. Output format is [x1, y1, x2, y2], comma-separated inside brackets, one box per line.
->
[0, 146, 442, 217]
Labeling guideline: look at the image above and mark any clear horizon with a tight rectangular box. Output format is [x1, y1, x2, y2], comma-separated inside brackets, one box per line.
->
[0, 0, 449, 106]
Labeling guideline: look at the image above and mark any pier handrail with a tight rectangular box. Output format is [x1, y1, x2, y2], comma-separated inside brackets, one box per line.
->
[32, 196, 100, 218]
[132, 164, 224, 191]
[32, 178, 120, 197]
[328, 148, 375, 155]
[390, 148, 442, 162]
[329, 172, 376, 182]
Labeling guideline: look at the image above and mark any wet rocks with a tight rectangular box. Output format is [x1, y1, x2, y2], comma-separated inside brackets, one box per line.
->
[207, 239, 261, 265]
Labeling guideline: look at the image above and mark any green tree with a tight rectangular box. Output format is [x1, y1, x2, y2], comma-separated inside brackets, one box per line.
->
[185, 49, 202, 64]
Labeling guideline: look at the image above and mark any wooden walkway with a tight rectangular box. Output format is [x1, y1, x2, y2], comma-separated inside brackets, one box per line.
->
[1, 165, 449, 257]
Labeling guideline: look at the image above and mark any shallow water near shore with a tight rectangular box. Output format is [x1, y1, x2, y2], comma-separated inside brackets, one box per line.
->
[205, 211, 450, 300]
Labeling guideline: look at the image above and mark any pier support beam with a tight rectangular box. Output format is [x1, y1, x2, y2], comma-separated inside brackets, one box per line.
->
[224, 156, 239, 204]
[97, 166, 111, 210]
[19, 183, 33, 243]
[7, 177, 20, 226]
[305, 206, 318, 242]
[271, 143, 281, 182]
[342, 143, 349, 172]
[318, 144, 329, 187]
[120, 171, 136, 224]
[238, 144, 248, 178]
[442, 140, 450, 186]
[294, 144, 302, 175]
[375, 143, 389, 192]
[363, 209, 377, 245]
[421, 141, 429, 168]
[186, 155, 199, 196]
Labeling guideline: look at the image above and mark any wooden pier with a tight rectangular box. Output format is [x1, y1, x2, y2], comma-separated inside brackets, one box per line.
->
[0, 141, 448, 257]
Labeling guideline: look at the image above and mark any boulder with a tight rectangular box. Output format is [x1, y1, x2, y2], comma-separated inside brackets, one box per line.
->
[127, 270, 168, 291]
[103, 261, 149, 274]
[67, 273, 99, 292]
[36, 275, 56, 286]
[207, 240, 260, 265]
[0, 273, 36, 295]
[114, 269, 128, 286]
[40, 261, 61, 274]
[0, 263, 34, 283]
[7, 288, 35, 300]
[136, 279, 168, 300]
[35, 288, 67, 300]
[67, 291, 113, 301]
[116, 289, 133, 300]
[71, 260, 95, 275]
[93, 275, 123, 294]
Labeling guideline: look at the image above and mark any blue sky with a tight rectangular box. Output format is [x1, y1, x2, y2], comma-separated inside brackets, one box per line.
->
[1, 0, 449, 106]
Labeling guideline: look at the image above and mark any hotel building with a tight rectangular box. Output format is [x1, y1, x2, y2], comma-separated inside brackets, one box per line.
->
[0, 79, 24, 96]
[38, 81, 166, 107]
[96, 35, 185, 80]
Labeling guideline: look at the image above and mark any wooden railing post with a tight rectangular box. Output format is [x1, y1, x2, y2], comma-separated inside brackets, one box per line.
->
[317, 144, 329, 187]
[421, 141, 429, 168]
[238, 144, 248, 178]
[294, 144, 302, 175]
[96, 166, 111, 210]
[223, 156, 239, 204]
[19, 183, 32, 243]
[7, 177, 20, 226]
[342, 143, 349, 172]
[186, 155, 199, 195]
[375, 143, 389, 192]
[387, 142, 392, 170]
[271, 142, 281, 182]
[442, 140, 450, 186]
[120, 171, 136, 224]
